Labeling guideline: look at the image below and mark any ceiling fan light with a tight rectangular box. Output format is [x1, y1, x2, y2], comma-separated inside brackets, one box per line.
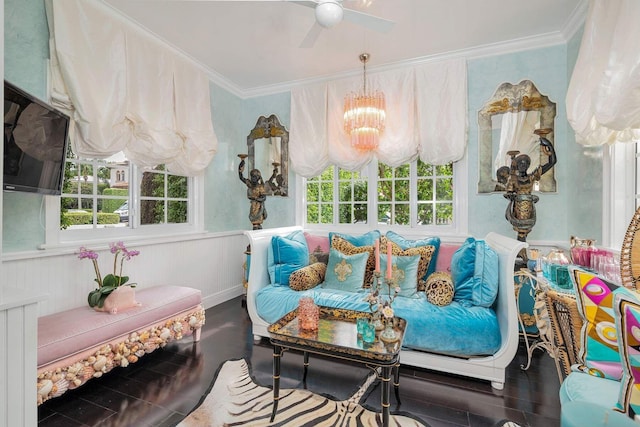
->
[315, 1, 343, 28]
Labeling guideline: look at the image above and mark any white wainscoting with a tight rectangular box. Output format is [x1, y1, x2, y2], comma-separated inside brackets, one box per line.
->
[1, 232, 248, 317]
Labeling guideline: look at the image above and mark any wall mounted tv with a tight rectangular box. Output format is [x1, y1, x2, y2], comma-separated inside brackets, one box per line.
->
[3, 80, 70, 195]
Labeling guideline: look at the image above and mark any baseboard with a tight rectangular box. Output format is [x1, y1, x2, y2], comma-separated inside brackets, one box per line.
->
[201, 284, 245, 310]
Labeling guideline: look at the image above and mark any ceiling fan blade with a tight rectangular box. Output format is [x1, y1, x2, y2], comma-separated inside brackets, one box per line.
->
[343, 7, 394, 33]
[299, 22, 323, 48]
[288, 0, 318, 9]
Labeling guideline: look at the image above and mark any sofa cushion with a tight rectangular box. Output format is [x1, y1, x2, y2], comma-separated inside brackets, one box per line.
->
[614, 292, 640, 418]
[379, 254, 421, 298]
[268, 230, 309, 286]
[382, 237, 435, 286]
[425, 272, 454, 306]
[323, 248, 369, 292]
[329, 230, 380, 247]
[289, 262, 327, 291]
[38, 285, 202, 368]
[331, 235, 376, 287]
[559, 371, 620, 408]
[450, 237, 499, 307]
[571, 267, 636, 380]
[304, 232, 329, 264]
[385, 231, 441, 278]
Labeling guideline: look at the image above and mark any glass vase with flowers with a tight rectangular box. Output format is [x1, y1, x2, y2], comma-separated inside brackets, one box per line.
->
[78, 241, 140, 309]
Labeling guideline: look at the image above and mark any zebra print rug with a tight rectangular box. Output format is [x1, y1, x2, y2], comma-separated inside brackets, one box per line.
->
[178, 358, 428, 426]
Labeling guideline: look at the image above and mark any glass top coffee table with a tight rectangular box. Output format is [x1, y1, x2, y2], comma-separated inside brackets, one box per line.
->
[267, 306, 407, 427]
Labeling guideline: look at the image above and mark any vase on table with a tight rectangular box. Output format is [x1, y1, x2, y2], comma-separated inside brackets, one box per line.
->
[379, 318, 399, 343]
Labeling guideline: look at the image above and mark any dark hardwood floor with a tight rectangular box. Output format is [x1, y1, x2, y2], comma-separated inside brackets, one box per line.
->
[38, 296, 562, 427]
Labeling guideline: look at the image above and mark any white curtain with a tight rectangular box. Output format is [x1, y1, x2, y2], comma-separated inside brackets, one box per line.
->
[289, 58, 467, 177]
[415, 59, 468, 164]
[46, 0, 218, 176]
[566, 0, 640, 146]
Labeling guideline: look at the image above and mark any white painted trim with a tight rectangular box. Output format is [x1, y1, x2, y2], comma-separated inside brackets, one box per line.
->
[201, 284, 245, 310]
[101, 0, 587, 100]
[603, 143, 636, 249]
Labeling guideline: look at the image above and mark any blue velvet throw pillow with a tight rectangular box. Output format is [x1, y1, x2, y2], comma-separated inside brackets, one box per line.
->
[328, 230, 381, 247]
[268, 230, 309, 286]
[450, 237, 499, 307]
[385, 231, 441, 278]
[379, 254, 421, 298]
[323, 248, 369, 292]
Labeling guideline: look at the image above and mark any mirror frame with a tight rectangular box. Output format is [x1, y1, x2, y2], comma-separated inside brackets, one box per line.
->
[247, 114, 289, 197]
[477, 79, 557, 193]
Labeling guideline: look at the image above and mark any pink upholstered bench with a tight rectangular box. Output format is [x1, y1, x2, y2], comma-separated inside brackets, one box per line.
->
[36, 285, 205, 405]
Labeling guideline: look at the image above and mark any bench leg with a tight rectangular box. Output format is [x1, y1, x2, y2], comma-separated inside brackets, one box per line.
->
[193, 327, 202, 342]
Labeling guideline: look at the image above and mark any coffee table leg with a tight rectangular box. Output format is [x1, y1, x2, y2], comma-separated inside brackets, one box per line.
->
[381, 366, 391, 427]
[303, 351, 309, 388]
[271, 345, 281, 423]
[393, 361, 401, 405]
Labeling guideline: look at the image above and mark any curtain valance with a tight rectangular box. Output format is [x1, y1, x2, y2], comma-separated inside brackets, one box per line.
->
[290, 58, 467, 177]
[46, 0, 218, 176]
[566, 0, 640, 146]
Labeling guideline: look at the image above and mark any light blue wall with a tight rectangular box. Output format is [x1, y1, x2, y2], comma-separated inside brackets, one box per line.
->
[3, 0, 593, 251]
[467, 44, 584, 242]
[3, 0, 50, 251]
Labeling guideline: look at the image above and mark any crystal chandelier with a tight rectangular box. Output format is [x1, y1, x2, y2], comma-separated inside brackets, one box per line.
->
[343, 53, 386, 150]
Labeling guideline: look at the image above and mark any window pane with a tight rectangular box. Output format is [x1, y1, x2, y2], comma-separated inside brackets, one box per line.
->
[417, 179, 433, 200]
[339, 204, 352, 223]
[378, 203, 391, 224]
[339, 182, 353, 202]
[141, 200, 162, 225]
[395, 204, 410, 225]
[395, 164, 410, 178]
[436, 164, 453, 176]
[307, 204, 319, 223]
[436, 203, 453, 225]
[353, 181, 367, 202]
[354, 203, 367, 223]
[320, 182, 333, 202]
[395, 180, 409, 202]
[417, 203, 433, 225]
[378, 163, 392, 179]
[167, 175, 188, 198]
[168, 200, 187, 223]
[417, 160, 432, 177]
[436, 178, 453, 200]
[307, 183, 319, 202]
[320, 204, 333, 224]
[320, 166, 334, 180]
[378, 180, 392, 202]
[141, 172, 165, 197]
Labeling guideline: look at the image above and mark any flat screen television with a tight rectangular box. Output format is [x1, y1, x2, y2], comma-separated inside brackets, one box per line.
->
[3, 80, 70, 195]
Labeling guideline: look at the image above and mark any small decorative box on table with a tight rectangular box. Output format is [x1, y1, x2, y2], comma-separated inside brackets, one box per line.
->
[268, 306, 407, 427]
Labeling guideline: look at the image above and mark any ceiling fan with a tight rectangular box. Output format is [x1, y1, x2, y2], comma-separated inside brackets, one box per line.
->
[200, 0, 395, 48]
[293, 0, 395, 48]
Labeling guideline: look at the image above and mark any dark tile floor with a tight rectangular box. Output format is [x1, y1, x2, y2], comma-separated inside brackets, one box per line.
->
[38, 297, 562, 427]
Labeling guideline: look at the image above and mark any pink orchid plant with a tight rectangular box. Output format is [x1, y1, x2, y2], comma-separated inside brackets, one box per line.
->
[78, 242, 140, 308]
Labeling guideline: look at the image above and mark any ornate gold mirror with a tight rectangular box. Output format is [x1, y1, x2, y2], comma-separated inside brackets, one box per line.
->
[477, 80, 557, 193]
[247, 114, 289, 197]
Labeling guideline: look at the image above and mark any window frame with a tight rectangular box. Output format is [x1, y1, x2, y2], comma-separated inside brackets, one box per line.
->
[603, 142, 637, 249]
[44, 161, 205, 248]
[297, 156, 468, 238]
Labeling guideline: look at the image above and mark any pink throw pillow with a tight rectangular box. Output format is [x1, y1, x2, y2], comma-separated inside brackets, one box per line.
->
[304, 232, 329, 253]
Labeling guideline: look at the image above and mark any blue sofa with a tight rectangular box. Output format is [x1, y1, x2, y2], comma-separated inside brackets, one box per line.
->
[244, 226, 526, 390]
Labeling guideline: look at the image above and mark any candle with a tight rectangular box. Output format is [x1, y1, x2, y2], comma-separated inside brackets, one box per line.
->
[386, 241, 393, 280]
[374, 239, 380, 273]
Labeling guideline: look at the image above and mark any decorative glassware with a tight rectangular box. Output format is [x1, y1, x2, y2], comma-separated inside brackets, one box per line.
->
[379, 318, 399, 343]
[356, 317, 368, 336]
[362, 320, 376, 343]
[298, 297, 319, 331]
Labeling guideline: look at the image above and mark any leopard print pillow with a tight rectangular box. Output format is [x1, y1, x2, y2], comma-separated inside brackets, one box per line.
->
[425, 272, 454, 306]
[381, 236, 435, 285]
[289, 262, 327, 291]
